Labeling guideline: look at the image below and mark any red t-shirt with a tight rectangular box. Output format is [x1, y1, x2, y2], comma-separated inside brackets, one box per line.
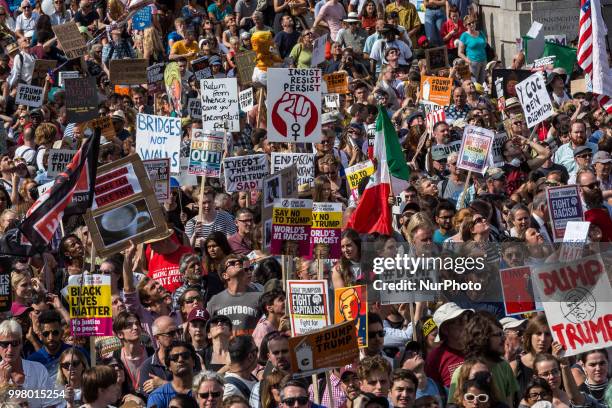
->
[146, 235, 194, 293]
[585, 208, 612, 242]
[440, 20, 466, 49]
[425, 343, 465, 388]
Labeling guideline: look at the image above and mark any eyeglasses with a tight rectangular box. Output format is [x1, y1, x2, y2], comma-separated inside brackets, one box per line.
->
[368, 330, 386, 338]
[580, 181, 600, 189]
[60, 360, 82, 369]
[42, 329, 61, 338]
[464, 393, 488, 403]
[576, 153, 592, 159]
[169, 351, 192, 362]
[528, 392, 551, 400]
[184, 295, 202, 304]
[538, 369, 560, 378]
[199, 392, 222, 399]
[158, 329, 181, 337]
[282, 397, 309, 406]
[0, 340, 20, 348]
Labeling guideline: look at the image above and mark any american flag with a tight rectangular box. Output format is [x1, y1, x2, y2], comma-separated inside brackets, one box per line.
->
[577, 0, 612, 113]
[426, 109, 446, 135]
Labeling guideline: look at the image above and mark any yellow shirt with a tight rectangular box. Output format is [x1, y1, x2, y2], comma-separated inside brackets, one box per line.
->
[170, 40, 199, 62]
[386, 1, 421, 33]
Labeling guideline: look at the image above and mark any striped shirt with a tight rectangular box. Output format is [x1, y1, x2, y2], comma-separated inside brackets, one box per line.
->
[184, 210, 237, 240]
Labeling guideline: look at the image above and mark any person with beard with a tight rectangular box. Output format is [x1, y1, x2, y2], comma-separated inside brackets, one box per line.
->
[147, 341, 197, 408]
[577, 169, 612, 242]
[553, 120, 598, 174]
[249, 333, 293, 407]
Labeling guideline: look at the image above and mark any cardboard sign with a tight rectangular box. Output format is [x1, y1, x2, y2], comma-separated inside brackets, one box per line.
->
[31, 59, 57, 87]
[85, 155, 168, 257]
[425, 46, 449, 71]
[136, 113, 182, 173]
[515, 72, 554, 128]
[310, 34, 328, 67]
[490, 132, 508, 167]
[420, 76, 452, 106]
[109, 59, 148, 85]
[53, 22, 87, 59]
[267, 68, 322, 143]
[191, 56, 212, 80]
[78, 116, 116, 141]
[58, 71, 80, 88]
[271, 198, 312, 256]
[188, 129, 224, 177]
[188, 98, 202, 119]
[288, 321, 359, 376]
[223, 154, 268, 192]
[533, 254, 612, 356]
[457, 125, 495, 174]
[571, 79, 587, 96]
[143, 158, 170, 202]
[457, 63, 471, 80]
[239, 87, 254, 112]
[201, 78, 240, 132]
[235, 51, 256, 85]
[271, 153, 315, 187]
[310, 202, 342, 259]
[345, 160, 374, 192]
[15, 84, 43, 107]
[287, 280, 331, 336]
[323, 72, 349, 94]
[492, 69, 532, 99]
[546, 185, 584, 242]
[68, 274, 112, 337]
[431, 140, 462, 161]
[334, 285, 368, 348]
[47, 149, 77, 177]
[65, 77, 98, 123]
[131, 5, 152, 30]
[500, 266, 538, 316]
[0, 256, 11, 312]
[263, 165, 298, 209]
[147, 63, 165, 93]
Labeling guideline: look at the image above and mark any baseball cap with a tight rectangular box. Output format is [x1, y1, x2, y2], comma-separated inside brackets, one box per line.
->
[592, 150, 612, 164]
[432, 302, 473, 342]
[573, 145, 592, 157]
[505, 97, 520, 109]
[187, 307, 209, 323]
[205, 314, 233, 332]
[500, 317, 527, 330]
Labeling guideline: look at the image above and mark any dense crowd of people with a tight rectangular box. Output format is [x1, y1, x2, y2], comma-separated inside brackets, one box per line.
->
[0, 0, 610, 406]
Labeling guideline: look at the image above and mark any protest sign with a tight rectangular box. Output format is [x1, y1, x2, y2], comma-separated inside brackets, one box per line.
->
[345, 160, 374, 193]
[546, 185, 583, 242]
[267, 68, 322, 143]
[53, 22, 87, 59]
[430, 140, 462, 162]
[457, 63, 471, 80]
[15, 84, 43, 108]
[420, 76, 452, 106]
[492, 69, 532, 99]
[310, 202, 342, 259]
[0, 257, 11, 312]
[323, 72, 349, 94]
[559, 221, 590, 262]
[235, 50, 256, 85]
[47, 149, 77, 177]
[188, 129, 224, 177]
[78, 116, 116, 141]
[58, 71, 80, 88]
[201, 78, 240, 132]
[288, 321, 359, 376]
[263, 165, 298, 209]
[238, 88, 254, 112]
[426, 109, 446, 135]
[31, 59, 56, 87]
[533, 254, 612, 356]
[68, 274, 112, 337]
[65, 77, 98, 123]
[425, 46, 449, 71]
[500, 266, 538, 316]
[223, 154, 268, 192]
[86, 155, 167, 257]
[191, 56, 212, 80]
[271, 153, 315, 187]
[136, 113, 182, 173]
[143, 158, 170, 202]
[457, 125, 495, 174]
[174, 157, 198, 185]
[515, 72, 554, 128]
[131, 5, 152, 30]
[188, 98, 202, 119]
[164, 62, 182, 113]
[271, 198, 312, 257]
[324, 94, 340, 109]
[490, 132, 508, 167]
[287, 280, 331, 336]
[545, 34, 567, 46]
[571, 79, 586, 96]
[334, 285, 368, 348]
[147, 63, 165, 93]
[311, 34, 328, 66]
[109, 59, 148, 85]
[533, 56, 556, 71]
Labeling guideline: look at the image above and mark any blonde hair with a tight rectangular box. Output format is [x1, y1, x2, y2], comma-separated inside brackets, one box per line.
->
[34, 122, 56, 146]
[405, 212, 435, 243]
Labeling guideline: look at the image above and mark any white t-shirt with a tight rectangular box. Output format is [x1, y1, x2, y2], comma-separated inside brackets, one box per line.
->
[15, 12, 39, 37]
[14, 145, 36, 165]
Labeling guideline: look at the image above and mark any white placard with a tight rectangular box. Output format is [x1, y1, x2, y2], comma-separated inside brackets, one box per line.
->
[188, 98, 202, 119]
[200, 78, 239, 132]
[135, 113, 182, 173]
[271, 152, 315, 187]
[223, 154, 269, 192]
[515, 72, 554, 128]
[239, 87, 254, 112]
[16, 84, 44, 107]
[324, 94, 340, 109]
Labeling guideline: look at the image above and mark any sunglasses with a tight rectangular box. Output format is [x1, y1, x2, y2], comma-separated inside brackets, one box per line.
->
[283, 397, 309, 406]
[22, 5, 31, 8]
[42, 329, 61, 338]
[580, 181, 600, 189]
[184, 295, 202, 304]
[528, 392, 551, 400]
[60, 360, 82, 369]
[158, 329, 181, 337]
[199, 392, 222, 399]
[225, 259, 243, 269]
[0, 340, 20, 348]
[464, 393, 489, 403]
[368, 330, 385, 338]
[169, 351, 192, 362]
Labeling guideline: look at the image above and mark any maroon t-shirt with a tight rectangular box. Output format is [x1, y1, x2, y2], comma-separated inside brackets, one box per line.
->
[425, 343, 465, 388]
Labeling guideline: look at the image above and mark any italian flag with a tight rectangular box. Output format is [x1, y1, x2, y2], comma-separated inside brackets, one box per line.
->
[346, 106, 411, 235]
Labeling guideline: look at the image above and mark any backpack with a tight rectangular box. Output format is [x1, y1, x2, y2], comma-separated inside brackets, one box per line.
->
[224, 375, 252, 400]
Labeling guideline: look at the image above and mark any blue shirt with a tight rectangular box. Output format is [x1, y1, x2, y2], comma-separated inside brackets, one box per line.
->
[433, 229, 453, 244]
[27, 343, 90, 382]
[147, 383, 194, 408]
[459, 31, 487, 63]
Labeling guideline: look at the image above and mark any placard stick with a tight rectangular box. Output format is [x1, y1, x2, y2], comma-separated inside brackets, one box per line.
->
[89, 242, 96, 273]
[198, 176, 206, 222]
[256, 88, 264, 128]
[409, 303, 416, 341]
[457, 170, 472, 209]
[313, 374, 321, 404]
[325, 372, 334, 408]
